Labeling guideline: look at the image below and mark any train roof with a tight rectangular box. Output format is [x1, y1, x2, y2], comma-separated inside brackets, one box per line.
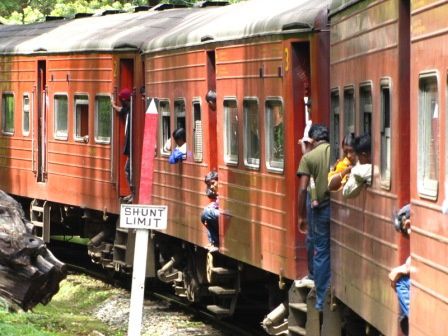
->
[142, 0, 330, 53]
[329, 0, 363, 17]
[0, 8, 200, 55]
[0, 0, 330, 56]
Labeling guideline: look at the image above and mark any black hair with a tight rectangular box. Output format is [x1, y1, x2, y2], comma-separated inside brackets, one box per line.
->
[342, 132, 355, 147]
[205, 90, 216, 104]
[353, 134, 371, 155]
[172, 128, 186, 142]
[308, 124, 329, 142]
[205, 170, 218, 184]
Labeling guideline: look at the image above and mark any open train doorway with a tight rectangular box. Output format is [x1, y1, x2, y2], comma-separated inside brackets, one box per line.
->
[117, 59, 134, 197]
[37, 60, 47, 183]
[206, 50, 217, 170]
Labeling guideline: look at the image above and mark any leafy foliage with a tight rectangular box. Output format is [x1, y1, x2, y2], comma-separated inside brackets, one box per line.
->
[0, 0, 244, 24]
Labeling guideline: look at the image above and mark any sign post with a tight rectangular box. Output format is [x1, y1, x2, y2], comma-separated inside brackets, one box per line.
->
[123, 99, 160, 336]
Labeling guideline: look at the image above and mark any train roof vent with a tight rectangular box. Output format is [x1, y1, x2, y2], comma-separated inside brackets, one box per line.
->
[201, 35, 214, 42]
[152, 3, 188, 11]
[45, 16, 65, 22]
[97, 9, 125, 16]
[134, 5, 151, 12]
[282, 22, 311, 31]
[74, 13, 94, 19]
[193, 1, 229, 8]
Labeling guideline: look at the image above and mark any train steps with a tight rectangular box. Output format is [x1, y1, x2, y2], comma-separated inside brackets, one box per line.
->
[30, 199, 51, 243]
[205, 251, 240, 318]
[112, 223, 135, 273]
[288, 278, 319, 336]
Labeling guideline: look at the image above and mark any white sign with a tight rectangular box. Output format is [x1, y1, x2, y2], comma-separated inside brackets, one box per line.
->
[120, 204, 167, 230]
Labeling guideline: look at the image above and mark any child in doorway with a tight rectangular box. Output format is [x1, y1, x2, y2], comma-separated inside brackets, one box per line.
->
[201, 171, 219, 251]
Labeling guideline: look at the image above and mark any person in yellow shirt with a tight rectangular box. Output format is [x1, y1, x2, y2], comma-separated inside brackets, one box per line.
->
[328, 133, 356, 191]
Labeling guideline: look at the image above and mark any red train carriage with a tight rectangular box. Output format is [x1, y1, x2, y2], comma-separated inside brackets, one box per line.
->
[409, 1, 448, 335]
[329, 0, 410, 334]
[141, 0, 330, 319]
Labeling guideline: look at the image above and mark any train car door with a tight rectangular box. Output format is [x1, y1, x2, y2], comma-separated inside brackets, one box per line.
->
[206, 50, 217, 170]
[118, 59, 134, 196]
[36, 60, 47, 182]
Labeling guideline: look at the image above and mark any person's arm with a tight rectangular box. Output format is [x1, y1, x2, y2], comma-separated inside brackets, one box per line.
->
[342, 164, 370, 198]
[388, 256, 411, 288]
[297, 174, 310, 233]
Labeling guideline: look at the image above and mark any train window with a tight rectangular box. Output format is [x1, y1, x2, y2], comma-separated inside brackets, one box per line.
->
[159, 100, 171, 156]
[2, 93, 14, 135]
[359, 84, 372, 135]
[223, 99, 238, 164]
[74, 95, 89, 142]
[418, 74, 439, 200]
[54, 94, 68, 140]
[380, 80, 391, 188]
[174, 99, 186, 130]
[243, 98, 260, 169]
[330, 89, 340, 163]
[22, 94, 30, 136]
[265, 99, 284, 172]
[343, 87, 355, 134]
[192, 100, 203, 162]
[94, 95, 112, 144]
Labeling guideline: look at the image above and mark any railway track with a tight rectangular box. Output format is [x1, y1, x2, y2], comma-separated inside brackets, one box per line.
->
[54, 241, 266, 336]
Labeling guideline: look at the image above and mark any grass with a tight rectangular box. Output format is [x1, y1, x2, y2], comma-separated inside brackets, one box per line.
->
[0, 274, 126, 336]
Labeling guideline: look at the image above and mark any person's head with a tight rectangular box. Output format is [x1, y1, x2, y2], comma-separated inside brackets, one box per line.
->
[308, 124, 329, 144]
[118, 88, 131, 102]
[172, 128, 186, 147]
[205, 171, 218, 197]
[353, 134, 371, 164]
[205, 90, 216, 111]
[394, 203, 411, 235]
[342, 132, 356, 164]
[272, 104, 284, 126]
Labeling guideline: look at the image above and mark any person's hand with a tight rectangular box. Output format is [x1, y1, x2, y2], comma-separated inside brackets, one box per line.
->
[298, 217, 307, 234]
[342, 166, 352, 176]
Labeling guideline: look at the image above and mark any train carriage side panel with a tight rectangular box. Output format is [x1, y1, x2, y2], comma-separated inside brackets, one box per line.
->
[146, 49, 214, 248]
[0, 56, 36, 196]
[214, 33, 329, 280]
[330, 0, 410, 334]
[410, 1, 448, 334]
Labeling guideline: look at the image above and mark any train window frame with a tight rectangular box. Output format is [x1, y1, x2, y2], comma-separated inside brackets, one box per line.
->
[1, 92, 15, 136]
[54, 93, 68, 140]
[343, 86, 355, 135]
[417, 71, 439, 200]
[158, 99, 171, 157]
[22, 93, 30, 136]
[330, 88, 340, 163]
[94, 94, 112, 144]
[380, 78, 392, 190]
[223, 97, 239, 165]
[174, 98, 186, 130]
[243, 97, 260, 170]
[192, 98, 203, 162]
[74, 94, 90, 143]
[264, 97, 284, 173]
[359, 81, 373, 136]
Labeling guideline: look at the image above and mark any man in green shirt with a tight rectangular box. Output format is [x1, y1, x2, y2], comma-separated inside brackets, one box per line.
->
[296, 124, 331, 313]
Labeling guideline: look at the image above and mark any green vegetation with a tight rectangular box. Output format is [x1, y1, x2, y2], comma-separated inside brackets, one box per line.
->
[0, 0, 244, 24]
[0, 274, 126, 336]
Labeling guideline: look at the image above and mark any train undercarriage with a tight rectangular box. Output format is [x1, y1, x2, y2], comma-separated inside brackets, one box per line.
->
[20, 196, 384, 336]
